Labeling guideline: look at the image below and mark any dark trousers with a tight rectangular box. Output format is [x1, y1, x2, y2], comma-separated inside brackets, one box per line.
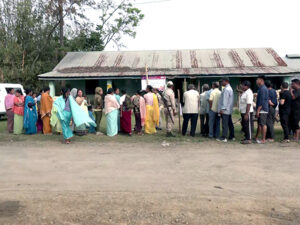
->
[134, 112, 142, 133]
[280, 113, 290, 140]
[182, 113, 198, 137]
[200, 113, 209, 136]
[95, 111, 102, 132]
[6, 109, 14, 133]
[266, 106, 276, 139]
[221, 114, 235, 139]
[208, 110, 220, 138]
[241, 113, 253, 140]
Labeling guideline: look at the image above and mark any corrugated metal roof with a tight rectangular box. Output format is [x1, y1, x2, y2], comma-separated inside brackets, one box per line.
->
[39, 48, 300, 79]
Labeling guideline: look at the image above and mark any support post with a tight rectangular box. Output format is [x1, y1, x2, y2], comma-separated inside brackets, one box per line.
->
[49, 81, 55, 97]
[177, 89, 181, 133]
[107, 80, 112, 91]
[183, 78, 187, 92]
[145, 64, 149, 85]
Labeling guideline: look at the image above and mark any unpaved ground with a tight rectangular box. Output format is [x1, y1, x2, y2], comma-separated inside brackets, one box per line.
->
[0, 141, 299, 225]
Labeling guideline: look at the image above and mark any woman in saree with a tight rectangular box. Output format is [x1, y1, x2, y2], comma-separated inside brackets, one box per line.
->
[50, 96, 62, 134]
[13, 89, 25, 135]
[144, 85, 160, 134]
[114, 87, 121, 132]
[23, 89, 38, 134]
[132, 90, 146, 135]
[105, 88, 120, 137]
[54, 88, 73, 144]
[75, 89, 88, 136]
[120, 90, 134, 136]
[54, 88, 96, 144]
[36, 89, 44, 133]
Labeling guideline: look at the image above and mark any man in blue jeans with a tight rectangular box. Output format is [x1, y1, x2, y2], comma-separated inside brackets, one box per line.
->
[217, 77, 235, 142]
[208, 82, 221, 138]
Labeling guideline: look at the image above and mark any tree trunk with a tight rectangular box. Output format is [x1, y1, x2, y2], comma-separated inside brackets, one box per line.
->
[58, 0, 64, 47]
[22, 50, 26, 71]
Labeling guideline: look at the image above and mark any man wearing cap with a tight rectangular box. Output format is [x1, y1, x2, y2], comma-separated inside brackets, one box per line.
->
[163, 81, 177, 137]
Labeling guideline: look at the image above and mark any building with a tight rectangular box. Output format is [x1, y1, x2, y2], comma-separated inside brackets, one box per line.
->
[283, 54, 300, 81]
[38, 48, 300, 100]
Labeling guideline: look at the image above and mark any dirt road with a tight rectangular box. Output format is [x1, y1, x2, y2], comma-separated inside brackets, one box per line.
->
[0, 141, 299, 224]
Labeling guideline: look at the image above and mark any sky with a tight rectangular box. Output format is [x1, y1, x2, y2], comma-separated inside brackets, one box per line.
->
[101, 0, 300, 56]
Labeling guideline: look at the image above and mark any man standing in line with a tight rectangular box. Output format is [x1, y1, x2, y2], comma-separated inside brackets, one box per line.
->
[208, 82, 221, 139]
[239, 81, 254, 144]
[163, 81, 177, 137]
[217, 78, 235, 142]
[182, 84, 199, 137]
[154, 88, 164, 130]
[290, 79, 300, 141]
[40, 87, 53, 135]
[265, 80, 278, 142]
[279, 82, 292, 143]
[94, 87, 104, 135]
[255, 76, 269, 144]
[5, 88, 15, 133]
[199, 84, 210, 137]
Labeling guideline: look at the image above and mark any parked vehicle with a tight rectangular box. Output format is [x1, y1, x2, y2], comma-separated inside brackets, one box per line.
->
[0, 83, 25, 118]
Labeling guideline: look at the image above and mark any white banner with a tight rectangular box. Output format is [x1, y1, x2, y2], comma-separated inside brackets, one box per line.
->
[141, 76, 166, 91]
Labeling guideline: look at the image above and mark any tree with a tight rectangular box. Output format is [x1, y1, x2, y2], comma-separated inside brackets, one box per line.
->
[0, 0, 60, 90]
[47, 0, 144, 50]
[47, 0, 96, 47]
[96, 0, 144, 49]
[0, 0, 144, 90]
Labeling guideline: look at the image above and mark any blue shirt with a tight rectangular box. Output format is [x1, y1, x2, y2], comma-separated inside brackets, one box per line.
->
[268, 88, 278, 108]
[256, 85, 269, 112]
[218, 84, 234, 115]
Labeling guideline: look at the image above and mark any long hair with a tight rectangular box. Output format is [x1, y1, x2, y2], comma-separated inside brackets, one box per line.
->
[61, 88, 70, 99]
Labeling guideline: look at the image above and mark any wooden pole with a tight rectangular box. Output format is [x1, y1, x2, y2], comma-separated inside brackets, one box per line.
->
[183, 78, 187, 92]
[177, 89, 181, 133]
[145, 64, 149, 85]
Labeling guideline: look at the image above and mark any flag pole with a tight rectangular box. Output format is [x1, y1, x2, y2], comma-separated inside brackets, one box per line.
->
[145, 64, 149, 85]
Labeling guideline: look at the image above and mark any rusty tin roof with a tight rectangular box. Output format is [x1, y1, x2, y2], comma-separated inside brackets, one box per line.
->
[39, 48, 300, 80]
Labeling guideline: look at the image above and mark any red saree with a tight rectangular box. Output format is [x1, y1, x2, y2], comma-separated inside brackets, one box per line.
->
[121, 110, 132, 134]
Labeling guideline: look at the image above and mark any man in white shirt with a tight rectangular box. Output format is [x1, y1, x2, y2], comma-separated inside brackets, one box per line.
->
[239, 80, 254, 144]
[182, 84, 200, 137]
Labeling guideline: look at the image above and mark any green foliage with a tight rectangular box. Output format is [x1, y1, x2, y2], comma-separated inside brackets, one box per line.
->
[0, 0, 144, 91]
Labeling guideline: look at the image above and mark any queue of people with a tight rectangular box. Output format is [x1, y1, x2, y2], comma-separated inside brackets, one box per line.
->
[200, 76, 300, 144]
[3, 78, 300, 144]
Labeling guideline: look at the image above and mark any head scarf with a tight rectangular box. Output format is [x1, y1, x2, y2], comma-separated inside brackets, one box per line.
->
[70, 88, 78, 99]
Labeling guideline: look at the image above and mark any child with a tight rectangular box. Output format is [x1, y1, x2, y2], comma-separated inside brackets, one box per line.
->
[88, 105, 96, 134]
